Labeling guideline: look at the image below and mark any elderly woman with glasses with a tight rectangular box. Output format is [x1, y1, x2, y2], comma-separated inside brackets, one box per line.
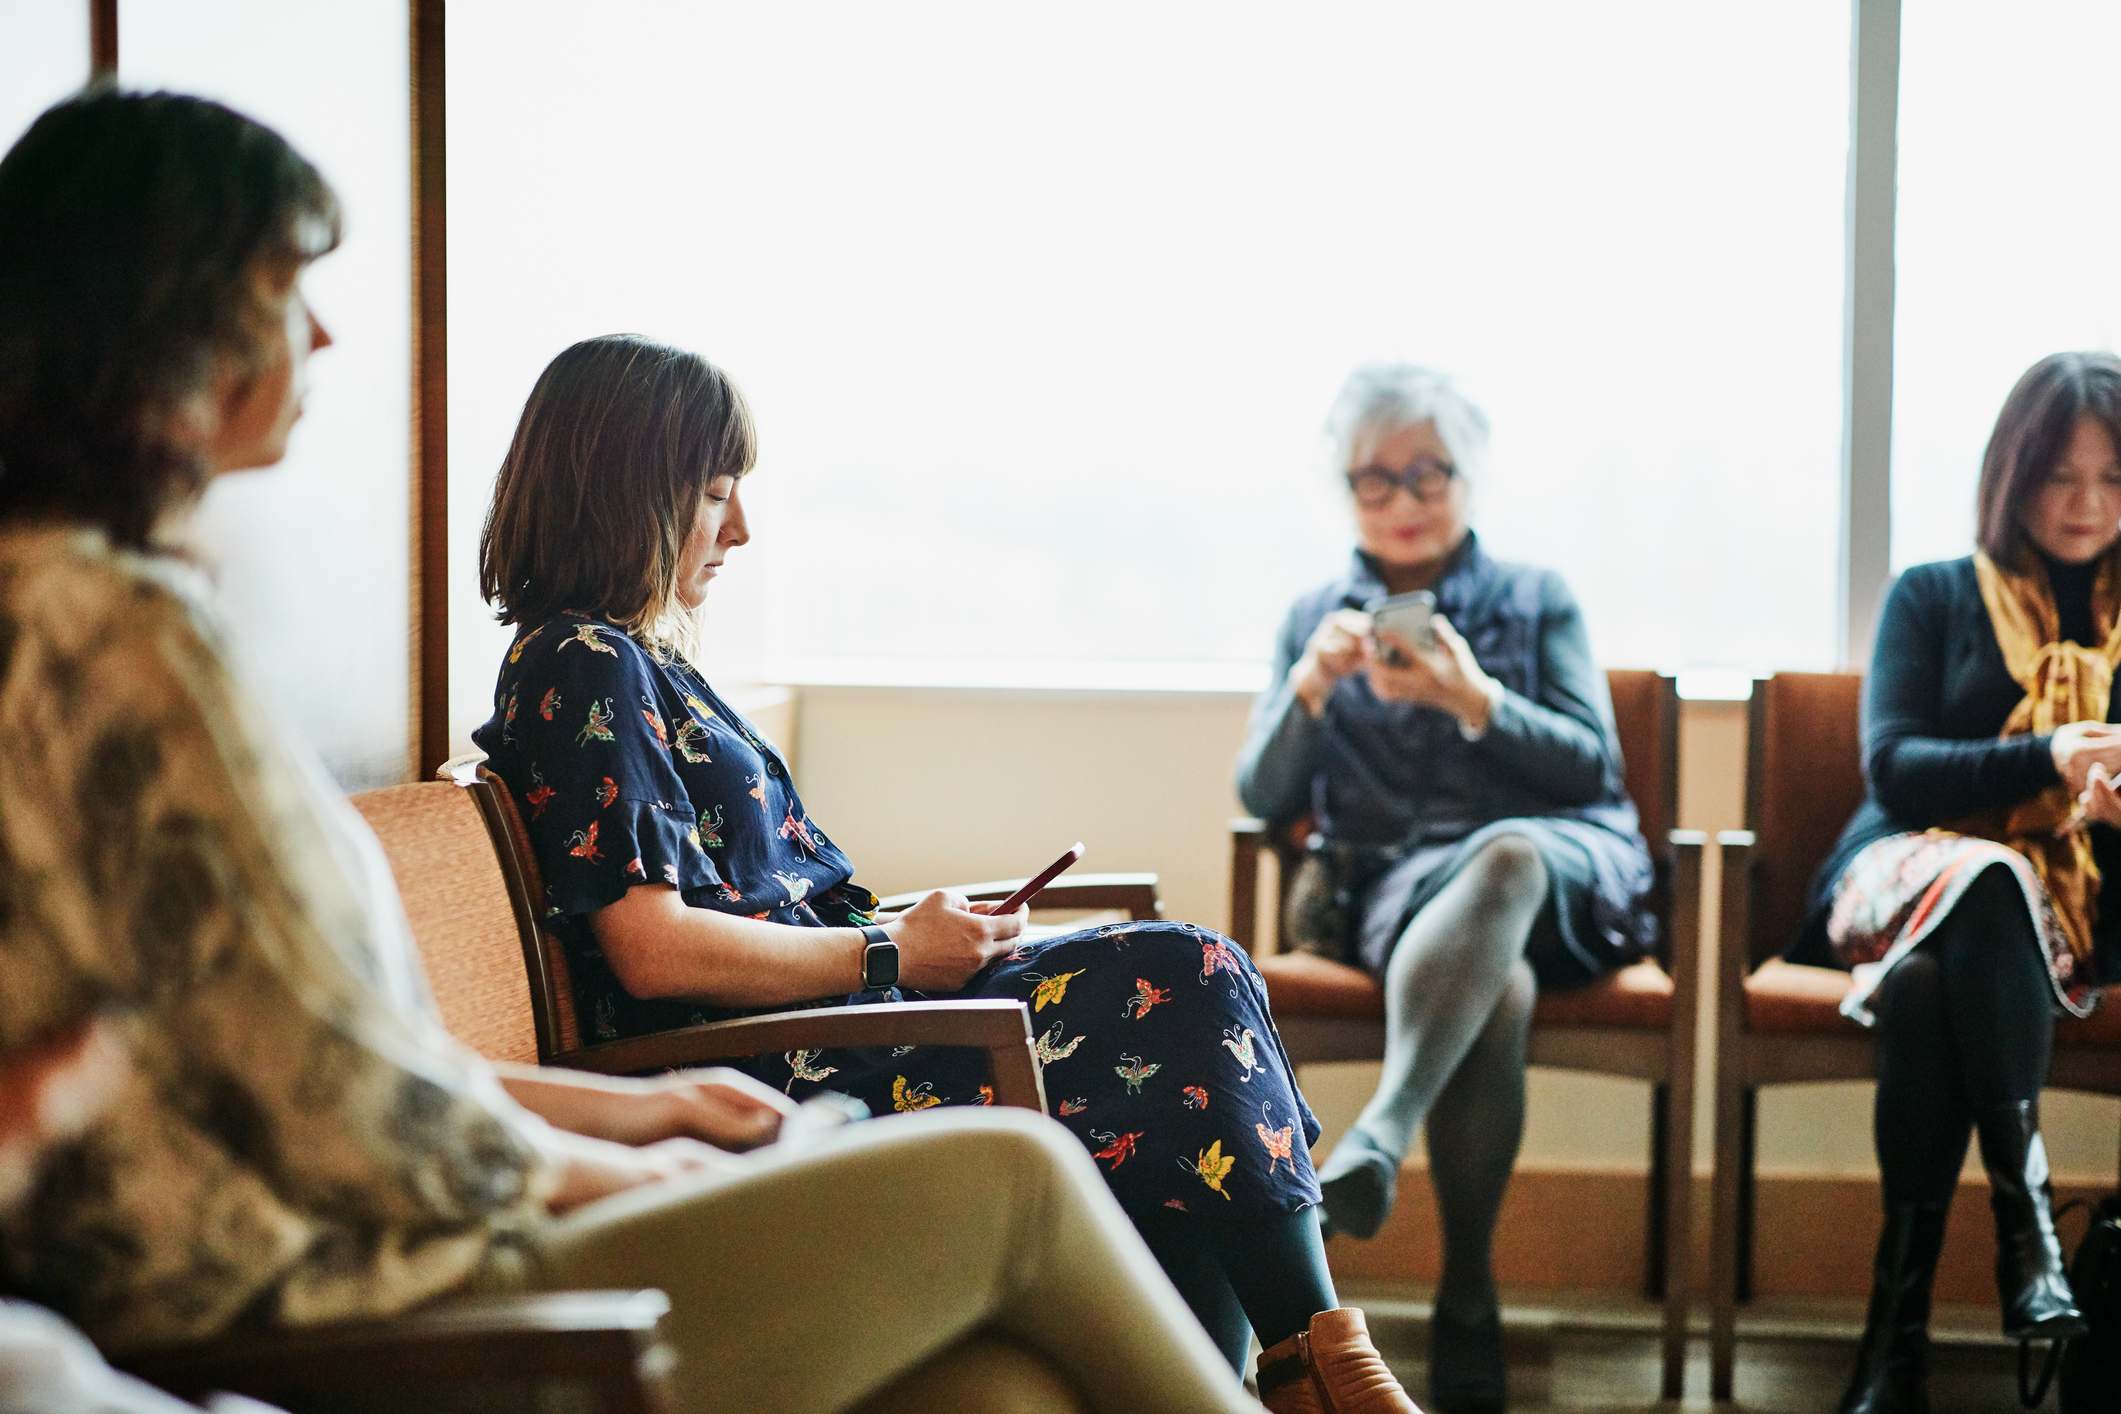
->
[1236, 363, 1656, 1414]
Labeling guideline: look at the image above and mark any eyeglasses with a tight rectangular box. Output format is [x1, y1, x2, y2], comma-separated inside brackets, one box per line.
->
[1344, 456, 1457, 508]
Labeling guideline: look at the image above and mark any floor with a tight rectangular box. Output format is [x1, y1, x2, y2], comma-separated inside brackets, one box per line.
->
[1340, 1288, 2032, 1412]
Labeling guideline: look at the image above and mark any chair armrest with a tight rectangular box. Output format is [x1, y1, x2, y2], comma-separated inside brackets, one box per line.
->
[551, 999, 1046, 1111]
[1229, 817, 1266, 952]
[118, 1291, 673, 1413]
[875, 873, 1161, 921]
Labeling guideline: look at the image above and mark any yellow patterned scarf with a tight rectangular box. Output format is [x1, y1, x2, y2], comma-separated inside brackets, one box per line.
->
[1971, 551, 2121, 962]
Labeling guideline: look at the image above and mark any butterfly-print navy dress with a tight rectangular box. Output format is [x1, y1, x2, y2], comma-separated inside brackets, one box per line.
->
[473, 614, 1321, 1221]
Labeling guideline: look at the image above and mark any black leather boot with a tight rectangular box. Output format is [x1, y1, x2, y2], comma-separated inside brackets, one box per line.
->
[1836, 1203, 1946, 1414]
[1427, 1301, 1505, 1414]
[1974, 1100, 2088, 1340]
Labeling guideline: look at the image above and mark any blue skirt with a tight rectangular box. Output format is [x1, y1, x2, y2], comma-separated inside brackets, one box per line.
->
[742, 920, 1322, 1222]
[1354, 816, 1650, 988]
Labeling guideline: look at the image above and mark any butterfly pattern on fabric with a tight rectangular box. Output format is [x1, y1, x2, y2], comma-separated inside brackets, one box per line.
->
[1256, 1100, 1297, 1178]
[1181, 1139, 1237, 1201]
[472, 611, 1323, 1224]
[1029, 969, 1086, 1012]
[1115, 1053, 1162, 1095]
[1124, 977, 1173, 1019]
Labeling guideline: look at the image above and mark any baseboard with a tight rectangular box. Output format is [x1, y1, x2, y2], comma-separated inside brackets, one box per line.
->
[1324, 1163, 2113, 1304]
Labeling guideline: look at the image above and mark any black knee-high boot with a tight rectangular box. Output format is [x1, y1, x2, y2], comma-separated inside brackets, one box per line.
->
[1837, 1203, 1948, 1414]
[1974, 1100, 2086, 1339]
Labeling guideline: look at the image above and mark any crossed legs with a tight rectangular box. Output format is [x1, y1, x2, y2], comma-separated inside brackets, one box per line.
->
[1318, 832, 1547, 1255]
[533, 1108, 1251, 1414]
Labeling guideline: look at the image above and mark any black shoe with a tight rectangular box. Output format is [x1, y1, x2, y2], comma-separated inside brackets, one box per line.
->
[1974, 1101, 2089, 1341]
[1836, 1202, 1946, 1414]
[1428, 1302, 1505, 1414]
[1316, 1131, 1399, 1241]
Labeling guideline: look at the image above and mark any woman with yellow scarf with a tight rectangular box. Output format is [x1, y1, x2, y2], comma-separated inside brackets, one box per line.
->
[1802, 351, 2121, 1414]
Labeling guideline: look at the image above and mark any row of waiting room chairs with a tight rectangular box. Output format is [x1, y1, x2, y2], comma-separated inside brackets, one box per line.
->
[107, 674, 2121, 1408]
[1233, 671, 2121, 1403]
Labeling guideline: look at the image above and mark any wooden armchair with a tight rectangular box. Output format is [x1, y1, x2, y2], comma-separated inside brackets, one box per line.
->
[1708, 671, 2121, 1399]
[352, 760, 1055, 1108]
[1226, 669, 1702, 1402]
[118, 1290, 675, 1413]
[343, 761, 1160, 1414]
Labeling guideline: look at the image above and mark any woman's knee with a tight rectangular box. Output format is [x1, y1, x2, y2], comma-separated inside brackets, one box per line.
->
[1933, 864, 2048, 984]
[1469, 961, 1537, 1054]
[1452, 832, 1547, 912]
[1873, 948, 1945, 1028]
[937, 1107, 1094, 1182]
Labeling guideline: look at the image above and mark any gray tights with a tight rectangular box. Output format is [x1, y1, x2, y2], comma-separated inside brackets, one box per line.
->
[1317, 833, 1546, 1317]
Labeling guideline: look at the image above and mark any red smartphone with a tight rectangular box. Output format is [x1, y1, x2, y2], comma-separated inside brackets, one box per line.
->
[989, 842, 1086, 915]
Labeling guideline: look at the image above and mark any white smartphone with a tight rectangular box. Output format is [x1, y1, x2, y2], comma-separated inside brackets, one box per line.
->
[1365, 590, 1436, 664]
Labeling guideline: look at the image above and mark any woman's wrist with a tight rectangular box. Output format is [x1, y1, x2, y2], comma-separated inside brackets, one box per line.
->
[1292, 654, 1334, 718]
[1453, 674, 1501, 734]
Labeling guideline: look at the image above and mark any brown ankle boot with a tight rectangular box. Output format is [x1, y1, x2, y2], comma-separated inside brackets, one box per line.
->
[1256, 1308, 1422, 1413]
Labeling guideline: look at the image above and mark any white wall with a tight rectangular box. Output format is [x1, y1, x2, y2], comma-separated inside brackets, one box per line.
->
[794, 688, 2121, 1181]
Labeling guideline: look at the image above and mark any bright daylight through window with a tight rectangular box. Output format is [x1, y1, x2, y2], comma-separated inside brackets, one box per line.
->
[1888, 0, 2121, 573]
[447, 3, 1850, 711]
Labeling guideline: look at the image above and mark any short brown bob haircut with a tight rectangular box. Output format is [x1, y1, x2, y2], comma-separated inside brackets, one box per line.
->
[1976, 351, 2121, 571]
[0, 88, 340, 547]
[480, 335, 756, 635]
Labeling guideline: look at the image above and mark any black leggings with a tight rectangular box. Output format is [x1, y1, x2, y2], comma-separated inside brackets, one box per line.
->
[1871, 863, 2056, 1204]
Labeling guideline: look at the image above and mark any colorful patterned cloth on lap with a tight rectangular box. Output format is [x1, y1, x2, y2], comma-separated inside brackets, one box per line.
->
[1826, 829, 2099, 1024]
[474, 614, 1323, 1220]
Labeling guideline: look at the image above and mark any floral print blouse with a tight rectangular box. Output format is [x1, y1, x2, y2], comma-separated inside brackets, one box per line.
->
[0, 527, 552, 1352]
[472, 613, 879, 1043]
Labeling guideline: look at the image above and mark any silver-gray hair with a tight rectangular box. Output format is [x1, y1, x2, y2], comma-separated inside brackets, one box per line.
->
[1324, 362, 1490, 479]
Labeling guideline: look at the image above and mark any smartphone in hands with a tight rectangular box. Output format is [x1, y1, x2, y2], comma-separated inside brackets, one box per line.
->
[1364, 590, 1437, 666]
[989, 842, 1087, 916]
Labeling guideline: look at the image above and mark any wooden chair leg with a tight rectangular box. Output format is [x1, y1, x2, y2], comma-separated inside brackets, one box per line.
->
[1657, 1076, 1696, 1402]
[1709, 1074, 1749, 1402]
[1645, 1084, 1669, 1300]
[1736, 1089, 1757, 1303]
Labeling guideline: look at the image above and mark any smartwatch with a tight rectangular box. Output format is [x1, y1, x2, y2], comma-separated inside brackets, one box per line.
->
[859, 924, 900, 990]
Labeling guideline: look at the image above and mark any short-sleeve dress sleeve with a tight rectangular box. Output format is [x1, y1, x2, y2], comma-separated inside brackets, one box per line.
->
[472, 615, 868, 1041]
[482, 618, 728, 917]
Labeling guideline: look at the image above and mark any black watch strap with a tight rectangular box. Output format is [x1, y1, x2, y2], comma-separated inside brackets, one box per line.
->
[860, 925, 899, 989]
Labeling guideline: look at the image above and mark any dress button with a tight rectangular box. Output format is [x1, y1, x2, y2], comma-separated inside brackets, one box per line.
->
[766, 760, 784, 778]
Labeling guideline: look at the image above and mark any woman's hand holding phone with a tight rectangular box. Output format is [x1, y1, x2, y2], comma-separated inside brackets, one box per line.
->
[1293, 609, 1376, 716]
[888, 889, 1024, 990]
[2050, 720, 2121, 798]
[1366, 615, 1499, 732]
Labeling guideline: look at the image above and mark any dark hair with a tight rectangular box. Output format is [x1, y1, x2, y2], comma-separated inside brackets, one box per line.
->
[0, 87, 340, 547]
[1976, 351, 2121, 569]
[479, 335, 757, 632]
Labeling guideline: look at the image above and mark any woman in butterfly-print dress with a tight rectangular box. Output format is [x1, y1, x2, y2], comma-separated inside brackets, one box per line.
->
[471, 335, 1419, 1407]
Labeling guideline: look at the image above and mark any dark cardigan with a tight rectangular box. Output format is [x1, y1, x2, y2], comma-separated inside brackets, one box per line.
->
[1796, 554, 2121, 984]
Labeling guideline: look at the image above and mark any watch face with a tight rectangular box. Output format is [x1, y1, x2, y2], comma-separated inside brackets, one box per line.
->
[863, 941, 899, 989]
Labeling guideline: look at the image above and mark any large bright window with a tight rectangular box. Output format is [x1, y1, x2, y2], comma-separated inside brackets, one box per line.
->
[445, 3, 1849, 735]
[120, 0, 412, 785]
[0, 5, 86, 148]
[1890, 0, 2121, 573]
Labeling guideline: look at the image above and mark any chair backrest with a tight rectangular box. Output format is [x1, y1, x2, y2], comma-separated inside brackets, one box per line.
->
[349, 775, 559, 1064]
[1742, 671, 1866, 967]
[470, 765, 590, 1055]
[1608, 669, 1680, 851]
